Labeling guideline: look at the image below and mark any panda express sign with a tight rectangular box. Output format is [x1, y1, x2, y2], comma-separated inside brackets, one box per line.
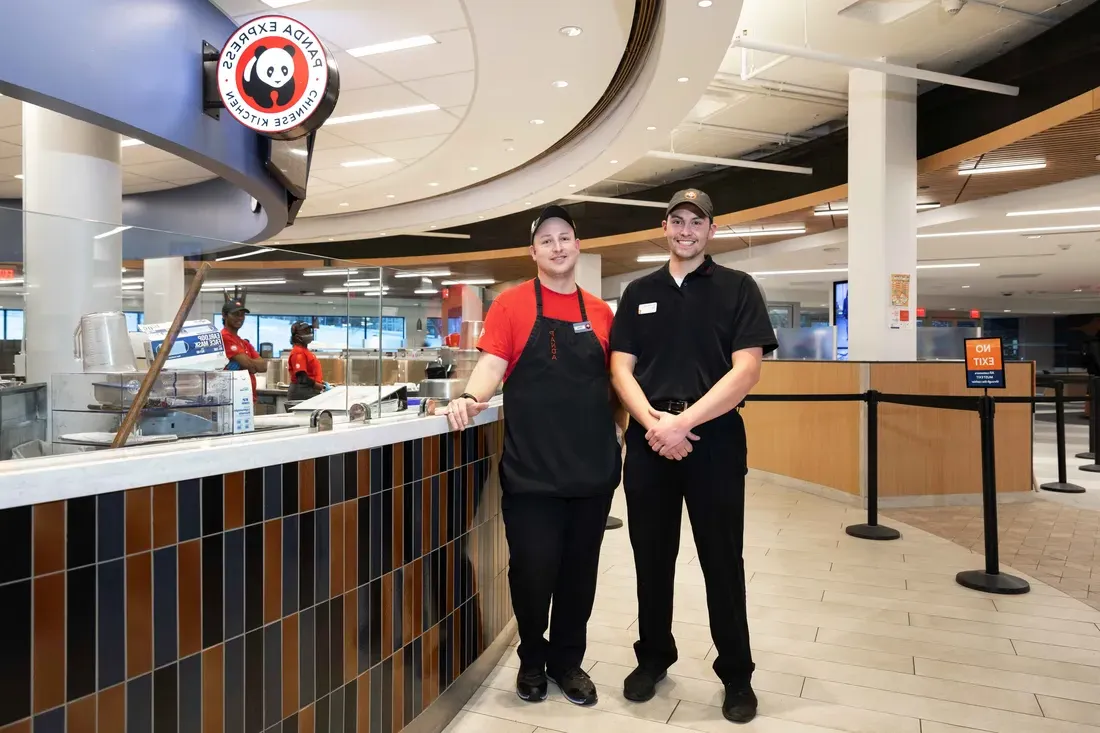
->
[217, 15, 340, 140]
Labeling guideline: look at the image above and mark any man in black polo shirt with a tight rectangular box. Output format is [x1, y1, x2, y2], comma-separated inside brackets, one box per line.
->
[609, 188, 777, 724]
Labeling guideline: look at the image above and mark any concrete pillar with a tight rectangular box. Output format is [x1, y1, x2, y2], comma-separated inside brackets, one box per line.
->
[23, 105, 123, 382]
[847, 69, 918, 361]
[574, 252, 602, 296]
[144, 257, 186, 324]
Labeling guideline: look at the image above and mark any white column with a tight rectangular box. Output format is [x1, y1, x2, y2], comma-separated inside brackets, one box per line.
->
[144, 257, 186, 323]
[23, 105, 123, 382]
[574, 252, 602, 297]
[847, 69, 918, 361]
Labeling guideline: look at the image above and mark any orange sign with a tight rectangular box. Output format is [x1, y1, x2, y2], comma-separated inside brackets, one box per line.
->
[0, 268, 14, 280]
[964, 337, 1005, 389]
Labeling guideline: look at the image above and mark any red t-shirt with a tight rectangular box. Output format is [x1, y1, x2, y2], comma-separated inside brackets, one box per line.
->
[288, 344, 323, 386]
[221, 327, 259, 397]
[477, 280, 614, 380]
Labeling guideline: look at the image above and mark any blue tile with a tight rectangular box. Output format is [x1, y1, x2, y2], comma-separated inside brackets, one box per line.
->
[98, 559, 126, 690]
[97, 492, 125, 562]
[225, 529, 245, 640]
[264, 466, 282, 520]
[179, 653, 202, 733]
[128, 672, 153, 733]
[153, 547, 178, 668]
[178, 479, 201, 543]
[315, 507, 330, 602]
[33, 706, 63, 733]
[225, 636, 244, 733]
[263, 623, 282, 729]
[202, 535, 224, 648]
[299, 606, 315, 707]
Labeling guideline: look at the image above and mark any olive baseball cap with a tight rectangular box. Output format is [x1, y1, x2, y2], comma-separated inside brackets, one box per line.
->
[666, 188, 714, 219]
[530, 205, 577, 243]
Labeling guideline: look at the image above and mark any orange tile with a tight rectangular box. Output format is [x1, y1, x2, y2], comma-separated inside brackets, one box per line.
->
[393, 443, 404, 488]
[300, 460, 316, 512]
[357, 450, 370, 497]
[67, 695, 96, 733]
[300, 704, 315, 733]
[203, 645, 225, 733]
[125, 487, 152, 555]
[393, 484, 404, 570]
[392, 646, 404, 733]
[330, 503, 344, 598]
[32, 502, 65, 576]
[152, 483, 177, 548]
[357, 670, 370, 733]
[178, 540, 203, 658]
[224, 472, 245, 530]
[33, 574, 65, 713]
[282, 614, 299, 719]
[97, 684, 126, 733]
[344, 501, 358, 593]
[0, 720, 31, 733]
[127, 552, 153, 677]
[381, 574, 393, 659]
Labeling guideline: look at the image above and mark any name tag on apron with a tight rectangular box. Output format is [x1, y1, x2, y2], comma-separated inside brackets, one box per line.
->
[638, 302, 658, 315]
[573, 321, 593, 334]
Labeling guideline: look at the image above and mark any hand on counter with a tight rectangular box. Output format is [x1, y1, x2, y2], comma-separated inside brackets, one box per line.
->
[322, 382, 333, 392]
[645, 408, 699, 461]
[438, 397, 490, 431]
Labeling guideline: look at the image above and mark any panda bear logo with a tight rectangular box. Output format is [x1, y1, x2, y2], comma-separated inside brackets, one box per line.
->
[243, 44, 297, 109]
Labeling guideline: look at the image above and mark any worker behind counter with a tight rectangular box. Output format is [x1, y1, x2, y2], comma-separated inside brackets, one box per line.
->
[220, 296, 265, 399]
[287, 321, 332, 401]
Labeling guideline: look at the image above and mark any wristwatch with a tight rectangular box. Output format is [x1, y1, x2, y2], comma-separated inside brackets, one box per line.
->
[458, 392, 478, 402]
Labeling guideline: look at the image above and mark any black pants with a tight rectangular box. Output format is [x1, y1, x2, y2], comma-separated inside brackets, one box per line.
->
[502, 491, 613, 676]
[623, 415, 754, 686]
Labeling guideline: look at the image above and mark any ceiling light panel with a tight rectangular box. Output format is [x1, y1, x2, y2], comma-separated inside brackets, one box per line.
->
[340, 157, 396, 168]
[917, 224, 1100, 239]
[1006, 206, 1100, 217]
[957, 162, 1046, 175]
[346, 35, 438, 58]
[325, 104, 440, 127]
[259, 0, 311, 6]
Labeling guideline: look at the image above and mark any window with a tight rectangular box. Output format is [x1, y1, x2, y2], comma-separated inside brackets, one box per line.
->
[425, 317, 443, 348]
[257, 315, 301, 356]
[124, 311, 144, 332]
[2, 309, 24, 341]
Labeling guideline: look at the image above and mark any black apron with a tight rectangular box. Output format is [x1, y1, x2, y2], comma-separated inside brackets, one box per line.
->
[500, 279, 621, 497]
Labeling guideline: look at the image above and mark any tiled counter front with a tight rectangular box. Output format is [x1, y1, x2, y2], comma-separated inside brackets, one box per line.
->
[0, 420, 511, 733]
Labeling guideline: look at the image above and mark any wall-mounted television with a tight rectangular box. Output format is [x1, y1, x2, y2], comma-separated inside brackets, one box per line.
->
[833, 280, 849, 361]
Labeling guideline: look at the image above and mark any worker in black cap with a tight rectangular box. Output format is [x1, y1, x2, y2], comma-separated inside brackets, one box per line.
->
[220, 292, 265, 399]
[610, 188, 777, 723]
[287, 321, 331, 402]
[441, 205, 622, 707]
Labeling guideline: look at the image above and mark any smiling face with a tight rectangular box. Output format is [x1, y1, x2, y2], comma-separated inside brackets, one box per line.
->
[224, 309, 247, 330]
[529, 217, 580, 278]
[663, 204, 717, 262]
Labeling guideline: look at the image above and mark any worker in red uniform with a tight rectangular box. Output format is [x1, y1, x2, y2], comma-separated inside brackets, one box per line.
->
[287, 321, 331, 401]
[442, 205, 622, 708]
[220, 296, 265, 399]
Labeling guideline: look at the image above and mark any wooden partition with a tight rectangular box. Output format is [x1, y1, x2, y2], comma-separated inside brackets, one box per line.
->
[742, 361, 863, 495]
[870, 361, 1034, 497]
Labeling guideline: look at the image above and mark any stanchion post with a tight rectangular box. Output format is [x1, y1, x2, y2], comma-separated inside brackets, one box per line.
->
[1080, 377, 1100, 473]
[846, 390, 901, 541]
[956, 395, 1030, 594]
[1041, 381, 1086, 493]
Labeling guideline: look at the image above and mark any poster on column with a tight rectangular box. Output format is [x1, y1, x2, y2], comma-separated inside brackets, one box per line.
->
[965, 337, 1006, 389]
[889, 273, 913, 330]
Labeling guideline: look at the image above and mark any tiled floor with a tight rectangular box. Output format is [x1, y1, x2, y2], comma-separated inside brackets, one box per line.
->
[446, 477, 1100, 733]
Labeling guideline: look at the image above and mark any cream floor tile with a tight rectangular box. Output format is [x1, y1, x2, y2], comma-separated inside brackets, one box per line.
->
[747, 592, 913, 625]
[496, 648, 597, 673]
[751, 566, 910, 590]
[905, 577, 1072, 602]
[668, 699, 881, 733]
[444, 710, 539, 733]
[1013, 640, 1100, 668]
[910, 613, 1100, 647]
[590, 595, 639, 616]
[801, 679, 1094, 733]
[668, 655, 806, 697]
[1039, 697, 1100, 726]
[915, 658, 1100, 705]
[587, 608, 637, 630]
[533, 729, 566, 733]
[746, 580, 826, 601]
[746, 634, 915, 674]
[756, 575, 999, 610]
[464, 686, 677, 733]
[993, 599, 1100, 624]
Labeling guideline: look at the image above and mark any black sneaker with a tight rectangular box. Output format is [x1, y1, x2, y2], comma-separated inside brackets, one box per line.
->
[722, 684, 758, 723]
[547, 667, 598, 706]
[515, 667, 547, 703]
[623, 666, 667, 702]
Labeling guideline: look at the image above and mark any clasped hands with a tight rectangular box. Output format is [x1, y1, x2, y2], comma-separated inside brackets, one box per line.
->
[645, 407, 700, 461]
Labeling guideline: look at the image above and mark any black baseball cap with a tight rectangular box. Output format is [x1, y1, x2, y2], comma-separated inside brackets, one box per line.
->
[666, 188, 714, 219]
[221, 298, 250, 315]
[530, 205, 577, 243]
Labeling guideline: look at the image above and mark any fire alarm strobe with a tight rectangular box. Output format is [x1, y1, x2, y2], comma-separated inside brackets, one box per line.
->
[208, 15, 340, 140]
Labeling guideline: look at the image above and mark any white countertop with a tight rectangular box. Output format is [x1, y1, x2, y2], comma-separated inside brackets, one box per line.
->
[0, 399, 503, 510]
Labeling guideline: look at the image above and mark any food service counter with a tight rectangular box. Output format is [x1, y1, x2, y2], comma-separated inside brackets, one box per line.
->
[0, 402, 513, 733]
[742, 360, 1036, 506]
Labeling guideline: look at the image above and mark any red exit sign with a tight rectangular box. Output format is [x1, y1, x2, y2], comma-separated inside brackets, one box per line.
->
[0, 268, 15, 280]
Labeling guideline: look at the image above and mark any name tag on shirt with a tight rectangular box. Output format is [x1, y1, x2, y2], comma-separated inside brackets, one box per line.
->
[638, 302, 658, 315]
[573, 321, 593, 334]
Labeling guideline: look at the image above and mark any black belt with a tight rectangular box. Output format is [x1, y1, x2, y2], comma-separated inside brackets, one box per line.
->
[652, 399, 695, 415]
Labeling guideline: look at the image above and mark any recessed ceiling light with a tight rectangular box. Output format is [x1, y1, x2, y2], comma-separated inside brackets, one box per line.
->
[340, 157, 396, 168]
[957, 162, 1046, 175]
[346, 35, 437, 58]
[478, 215, 484, 219]
[468, 166, 479, 171]
[646, 126, 657, 131]
[339, 202, 349, 207]
[429, 225, 437, 229]
[949, 308, 957, 311]
[610, 159, 619, 164]
[1074, 288, 1084, 292]
[14, 174, 23, 180]
[1007, 205, 1100, 217]
[1004, 309, 1012, 313]
[559, 26, 583, 37]
[698, 0, 713, 6]
[525, 202, 532, 206]
[815, 203, 940, 216]
[428, 182, 440, 187]
[962, 285, 970, 289]
[325, 104, 439, 127]
[506, 146, 515, 152]
[530, 119, 545, 125]
[552, 80, 569, 88]
[442, 278, 496, 286]
[748, 267, 847, 276]
[677, 77, 689, 83]
[1026, 235, 1042, 239]
[568, 183, 577, 188]
[379, 232, 387, 236]
[385, 194, 395, 199]
[259, 0, 311, 7]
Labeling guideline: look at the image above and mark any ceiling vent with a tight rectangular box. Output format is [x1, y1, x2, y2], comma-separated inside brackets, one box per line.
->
[996, 273, 1041, 279]
[838, 0, 933, 24]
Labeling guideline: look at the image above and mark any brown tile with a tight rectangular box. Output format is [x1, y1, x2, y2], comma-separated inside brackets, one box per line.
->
[98, 684, 126, 733]
[282, 614, 299, 719]
[344, 501, 358, 593]
[403, 566, 414, 648]
[32, 502, 65, 576]
[300, 704, 315, 733]
[344, 590, 357, 684]
[33, 573, 65, 713]
[330, 503, 344, 598]
[264, 520, 282, 624]
[357, 450, 371, 497]
[357, 670, 370, 733]
[152, 483, 178, 548]
[393, 484, 404, 570]
[127, 552, 154, 677]
[300, 460, 316, 512]
[203, 645, 224, 733]
[392, 646, 404, 733]
[452, 604, 462, 682]
[382, 573, 393, 658]
[0, 720, 31, 733]
[178, 539, 203, 658]
[393, 443, 404, 488]
[225, 472, 245, 530]
[67, 694, 96, 733]
[125, 487, 152, 556]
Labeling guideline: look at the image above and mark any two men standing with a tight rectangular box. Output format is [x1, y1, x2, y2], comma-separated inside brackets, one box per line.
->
[445, 189, 776, 724]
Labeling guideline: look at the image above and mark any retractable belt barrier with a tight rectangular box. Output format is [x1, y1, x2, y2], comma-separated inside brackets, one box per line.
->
[741, 385, 1093, 596]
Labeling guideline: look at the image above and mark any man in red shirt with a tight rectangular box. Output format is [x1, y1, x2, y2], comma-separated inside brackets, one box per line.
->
[442, 205, 621, 707]
[220, 296, 265, 399]
[287, 321, 330, 401]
